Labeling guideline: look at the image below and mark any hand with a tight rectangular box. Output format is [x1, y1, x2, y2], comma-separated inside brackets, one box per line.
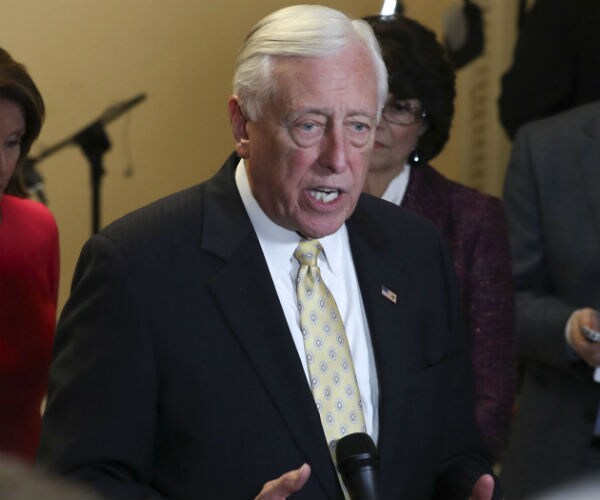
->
[255, 463, 311, 500]
[468, 473, 494, 500]
[567, 308, 600, 367]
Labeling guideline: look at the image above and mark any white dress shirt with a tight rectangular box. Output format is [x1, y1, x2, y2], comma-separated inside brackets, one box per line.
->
[380, 163, 411, 206]
[235, 159, 379, 442]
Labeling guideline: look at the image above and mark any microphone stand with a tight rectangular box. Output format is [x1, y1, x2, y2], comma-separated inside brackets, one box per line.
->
[73, 122, 111, 235]
[27, 92, 147, 234]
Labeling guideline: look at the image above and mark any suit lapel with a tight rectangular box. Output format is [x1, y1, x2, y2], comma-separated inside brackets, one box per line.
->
[346, 197, 416, 460]
[200, 155, 339, 497]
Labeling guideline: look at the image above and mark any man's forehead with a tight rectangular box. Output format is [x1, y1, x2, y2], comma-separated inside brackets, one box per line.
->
[270, 54, 379, 117]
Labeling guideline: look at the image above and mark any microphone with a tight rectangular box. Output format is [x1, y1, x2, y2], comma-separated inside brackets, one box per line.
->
[336, 432, 379, 500]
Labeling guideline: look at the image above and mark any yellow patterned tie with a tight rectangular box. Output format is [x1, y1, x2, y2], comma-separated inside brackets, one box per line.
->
[294, 239, 366, 457]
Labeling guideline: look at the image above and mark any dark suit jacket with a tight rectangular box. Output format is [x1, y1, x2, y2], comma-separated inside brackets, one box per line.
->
[499, 0, 600, 139]
[401, 165, 515, 461]
[38, 153, 495, 499]
[500, 102, 600, 498]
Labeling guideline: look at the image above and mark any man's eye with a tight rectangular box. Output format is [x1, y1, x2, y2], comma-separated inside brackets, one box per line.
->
[299, 122, 317, 132]
[351, 122, 368, 132]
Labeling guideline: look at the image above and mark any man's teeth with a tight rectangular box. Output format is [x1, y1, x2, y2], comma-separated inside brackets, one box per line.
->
[309, 189, 339, 203]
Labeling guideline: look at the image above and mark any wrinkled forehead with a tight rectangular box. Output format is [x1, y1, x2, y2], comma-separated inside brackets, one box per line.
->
[269, 46, 380, 116]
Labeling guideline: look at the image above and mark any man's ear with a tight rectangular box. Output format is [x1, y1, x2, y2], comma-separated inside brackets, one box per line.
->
[228, 96, 250, 158]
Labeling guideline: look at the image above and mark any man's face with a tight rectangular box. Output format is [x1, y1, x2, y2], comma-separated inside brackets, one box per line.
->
[230, 43, 379, 239]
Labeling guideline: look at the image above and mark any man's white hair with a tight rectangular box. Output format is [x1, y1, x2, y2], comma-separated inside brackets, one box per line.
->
[232, 4, 388, 121]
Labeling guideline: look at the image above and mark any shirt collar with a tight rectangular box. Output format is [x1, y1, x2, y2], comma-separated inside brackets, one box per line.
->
[234, 158, 347, 277]
[381, 163, 411, 206]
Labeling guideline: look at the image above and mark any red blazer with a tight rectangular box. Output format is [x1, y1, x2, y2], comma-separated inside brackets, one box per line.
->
[401, 164, 516, 460]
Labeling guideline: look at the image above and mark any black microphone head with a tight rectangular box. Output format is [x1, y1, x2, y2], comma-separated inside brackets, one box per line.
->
[336, 433, 379, 500]
[336, 432, 378, 466]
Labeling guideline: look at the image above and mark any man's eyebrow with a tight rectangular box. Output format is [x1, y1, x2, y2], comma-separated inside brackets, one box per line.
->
[289, 107, 329, 116]
[287, 107, 376, 119]
[346, 110, 378, 121]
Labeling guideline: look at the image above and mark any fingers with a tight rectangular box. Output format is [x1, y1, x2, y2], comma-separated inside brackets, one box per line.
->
[575, 308, 599, 330]
[570, 308, 600, 366]
[255, 463, 311, 500]
[468, 473, 495, 500]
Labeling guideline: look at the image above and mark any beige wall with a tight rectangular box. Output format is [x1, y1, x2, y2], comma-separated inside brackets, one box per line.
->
[2, 1, 516, 312]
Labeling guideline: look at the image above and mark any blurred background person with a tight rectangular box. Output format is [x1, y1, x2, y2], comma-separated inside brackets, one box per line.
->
[0, 453, 101, 500]
[363, 14, 516, 463]
[0, 48, 59, 463]
[500, 100, 600, 498]
[498, 0, 600, 139]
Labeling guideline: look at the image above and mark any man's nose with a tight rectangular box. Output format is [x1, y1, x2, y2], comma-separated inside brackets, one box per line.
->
[319, 127, 347, 172]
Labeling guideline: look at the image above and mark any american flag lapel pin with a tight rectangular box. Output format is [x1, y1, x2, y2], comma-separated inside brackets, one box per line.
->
[381, 285, 397, 304]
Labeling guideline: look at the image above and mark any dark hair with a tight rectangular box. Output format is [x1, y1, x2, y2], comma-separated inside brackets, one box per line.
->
[364, 16, 455, 163]
[0, 47, 45, 197]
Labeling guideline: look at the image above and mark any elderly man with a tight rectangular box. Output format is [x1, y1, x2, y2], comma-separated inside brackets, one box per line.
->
[38, 5, 498, 499]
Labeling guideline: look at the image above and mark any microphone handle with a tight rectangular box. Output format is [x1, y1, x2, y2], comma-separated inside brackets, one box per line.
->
[343, 464, 378, 500]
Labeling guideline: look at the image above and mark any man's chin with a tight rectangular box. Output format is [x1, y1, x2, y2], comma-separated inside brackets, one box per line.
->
[295, 217, 348, 240]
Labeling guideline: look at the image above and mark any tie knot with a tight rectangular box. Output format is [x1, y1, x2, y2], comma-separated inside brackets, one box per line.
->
[294, 239, 322, 266]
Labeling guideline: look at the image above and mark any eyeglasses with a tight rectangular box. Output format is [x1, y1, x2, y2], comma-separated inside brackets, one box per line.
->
[381, 100, 427, 126]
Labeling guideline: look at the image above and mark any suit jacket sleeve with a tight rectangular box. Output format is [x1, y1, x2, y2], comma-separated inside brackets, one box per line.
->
[38, 233, 164, 499]
[502, 125, 576, 371]
[430, 234, 502, 500]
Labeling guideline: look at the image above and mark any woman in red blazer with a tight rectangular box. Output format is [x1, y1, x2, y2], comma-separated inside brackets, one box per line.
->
[363, 15, 515, 462]
[0, 47, 59, 463]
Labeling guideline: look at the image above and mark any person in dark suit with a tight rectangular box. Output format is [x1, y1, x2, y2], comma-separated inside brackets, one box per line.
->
[500, 101, 600, 498]
[498, 0, 600, 139]
[37, 5, 499, 499]
[0, 453, 102, 500]
[362, 15, 516, 463]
